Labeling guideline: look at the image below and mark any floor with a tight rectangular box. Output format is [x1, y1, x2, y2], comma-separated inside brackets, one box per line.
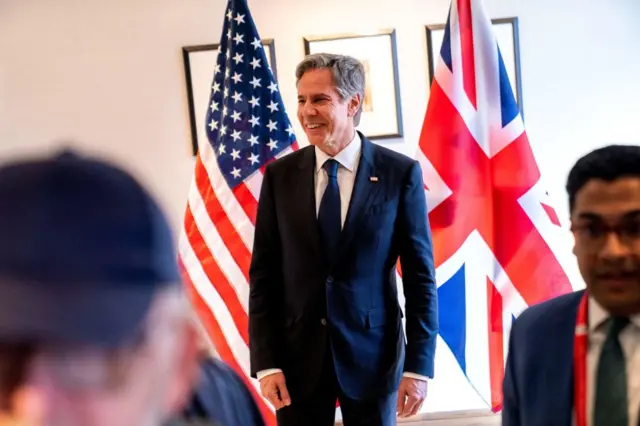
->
[336, 410, 501, 426]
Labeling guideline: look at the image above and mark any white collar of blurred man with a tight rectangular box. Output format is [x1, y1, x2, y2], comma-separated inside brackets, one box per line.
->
[589, 295, 640, 332]
[0, 287, 202, 426]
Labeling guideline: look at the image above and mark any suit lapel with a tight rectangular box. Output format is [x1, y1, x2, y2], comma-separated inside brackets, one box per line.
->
[294, 146, 325, 264]
[333, 136, 380, 264]
[545, 290, 585, 424]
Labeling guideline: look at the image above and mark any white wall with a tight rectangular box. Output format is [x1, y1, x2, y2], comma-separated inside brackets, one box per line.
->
[1, 0, 639, 417]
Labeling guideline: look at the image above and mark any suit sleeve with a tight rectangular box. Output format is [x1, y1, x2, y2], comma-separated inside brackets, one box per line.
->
[248, 164, 283, 376]
[398, 160, 438, 378]
[502, 318, 521, 426]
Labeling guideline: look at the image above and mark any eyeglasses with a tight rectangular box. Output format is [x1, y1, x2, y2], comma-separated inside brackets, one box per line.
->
[571, 219, 640, 250]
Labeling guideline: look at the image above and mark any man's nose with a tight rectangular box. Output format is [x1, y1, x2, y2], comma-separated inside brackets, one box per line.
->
[300, 101, 317, 116]
[599, 232, 632, 260]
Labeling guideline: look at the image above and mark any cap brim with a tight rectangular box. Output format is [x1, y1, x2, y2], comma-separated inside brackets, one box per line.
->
[0, 280, 155, 347]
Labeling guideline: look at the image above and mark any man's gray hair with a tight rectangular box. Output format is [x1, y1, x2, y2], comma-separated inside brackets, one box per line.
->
[295, 53, 365, 125]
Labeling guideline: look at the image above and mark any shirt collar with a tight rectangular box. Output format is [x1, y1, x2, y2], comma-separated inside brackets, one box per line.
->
[588, 295, 640, 332]
[315, 131, 361, 173]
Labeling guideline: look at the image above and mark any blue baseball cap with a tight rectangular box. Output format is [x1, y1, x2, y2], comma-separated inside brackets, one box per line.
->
[0, 149, 181, 347]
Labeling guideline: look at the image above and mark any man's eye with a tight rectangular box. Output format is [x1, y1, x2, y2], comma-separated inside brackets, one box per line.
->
[583, 224, 605, 237]
[622, 221, 640, 238]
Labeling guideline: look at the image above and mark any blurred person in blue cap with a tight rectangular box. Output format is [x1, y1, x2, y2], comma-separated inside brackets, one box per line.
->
[0, 149, 202, 426]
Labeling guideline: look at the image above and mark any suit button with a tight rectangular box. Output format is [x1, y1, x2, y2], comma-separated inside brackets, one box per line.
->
[320, 318, 327, 326]
[326, 276, 334, 284]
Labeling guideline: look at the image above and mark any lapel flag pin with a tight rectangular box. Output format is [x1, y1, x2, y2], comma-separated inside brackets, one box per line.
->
[369, 176, 379, 182]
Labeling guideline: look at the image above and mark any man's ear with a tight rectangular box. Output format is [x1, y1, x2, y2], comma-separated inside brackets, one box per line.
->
[348, 93, 362, 118]
[163, 321, 202, 417]
[569, 219, 578, 256]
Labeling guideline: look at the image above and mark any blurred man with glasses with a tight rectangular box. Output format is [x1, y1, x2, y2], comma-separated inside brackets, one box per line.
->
[502, 145, 640, 426]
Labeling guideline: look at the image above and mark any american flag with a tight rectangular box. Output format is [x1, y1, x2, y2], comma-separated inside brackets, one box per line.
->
[178, 0, 297, 424]
[415, 0, 574, 412]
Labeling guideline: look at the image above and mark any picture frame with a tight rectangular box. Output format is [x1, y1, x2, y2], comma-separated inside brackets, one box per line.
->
[182, 39, 278, 155]
[425, 17, 524, 117]
[303, 29, 403, 140]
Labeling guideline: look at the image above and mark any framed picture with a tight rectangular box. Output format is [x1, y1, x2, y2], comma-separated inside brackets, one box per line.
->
[425, 17, 524, 117]
[303, 30, 403, 140]
[182, 39, 278, 155]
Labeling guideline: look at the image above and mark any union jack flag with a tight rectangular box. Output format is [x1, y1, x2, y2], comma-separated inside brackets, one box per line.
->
[416, 0, 574, 412]
[178, 0, 296, 424]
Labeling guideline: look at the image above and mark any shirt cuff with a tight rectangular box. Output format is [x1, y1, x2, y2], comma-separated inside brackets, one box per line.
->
[403, 372, 430, 381]
[256, 368, 283, 381]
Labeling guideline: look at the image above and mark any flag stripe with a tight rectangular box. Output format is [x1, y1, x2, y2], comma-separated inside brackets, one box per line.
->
[179, 231, 252, 380]
[487, 277, 504, 411]
[457, 0, 477, 108]
[183, 205, 249, 344]
[199, 141, 256, 248]
[244, 172, 264, 204]
[231, 184, 259, 225]
[194, 157, 253, 283]
[179, 258, 275, 426]
[188, 173, 250, 306]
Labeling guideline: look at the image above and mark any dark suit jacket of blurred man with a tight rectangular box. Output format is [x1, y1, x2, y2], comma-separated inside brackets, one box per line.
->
[177, 357, 266, 426]
[502, 290, 584, 426]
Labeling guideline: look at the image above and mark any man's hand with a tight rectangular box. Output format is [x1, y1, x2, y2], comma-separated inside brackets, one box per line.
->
[396, 377, 427, 418]
[259, 372, 291, 410]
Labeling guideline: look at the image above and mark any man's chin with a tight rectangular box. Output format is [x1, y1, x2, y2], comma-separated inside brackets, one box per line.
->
[322, 138, 337, 148]
[306, 135, 335, 148]
[593, 286, 640, 316]
[305, 134, 325, 145]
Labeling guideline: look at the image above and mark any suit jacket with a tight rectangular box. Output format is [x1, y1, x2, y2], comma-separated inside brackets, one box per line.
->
[248, 133, 438, 400]
[502, 290, 585, 426]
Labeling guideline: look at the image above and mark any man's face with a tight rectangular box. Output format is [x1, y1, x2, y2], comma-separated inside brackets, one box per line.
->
[18, 292, 200, 426]
[571, 177, 640, 316]
[296, 68, 360, 154]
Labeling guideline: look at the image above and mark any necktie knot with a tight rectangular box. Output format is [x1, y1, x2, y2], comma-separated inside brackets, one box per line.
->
[608, 316, 630, 337]
[323, 159, 339, 179]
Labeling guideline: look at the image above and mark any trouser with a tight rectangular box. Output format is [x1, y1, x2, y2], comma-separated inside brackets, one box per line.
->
[276, 340, 397, 426]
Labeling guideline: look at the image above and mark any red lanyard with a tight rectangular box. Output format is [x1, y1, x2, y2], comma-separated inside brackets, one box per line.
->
[573, 292, 589, 426]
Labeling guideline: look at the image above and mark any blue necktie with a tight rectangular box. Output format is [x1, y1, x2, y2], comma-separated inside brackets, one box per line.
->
[318, 159, 341, 261]
[594, 316, 629, 426]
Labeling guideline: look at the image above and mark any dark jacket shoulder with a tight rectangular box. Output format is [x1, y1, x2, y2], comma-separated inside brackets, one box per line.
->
[180, 357, 265, 426]
[370, 140, 415, 167]
[264, 145, 312, 175]
[511, 290, 584, 344]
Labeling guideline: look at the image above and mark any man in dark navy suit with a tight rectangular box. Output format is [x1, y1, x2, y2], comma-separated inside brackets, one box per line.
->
[248, 53, 438, 426]
[502, 145, 640, 426]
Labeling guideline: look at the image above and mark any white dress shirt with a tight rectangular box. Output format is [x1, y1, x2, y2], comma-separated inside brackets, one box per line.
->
[257, 132, 428, 383]
[587, 297, 640, 426]
[313, 131, 361, 222]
